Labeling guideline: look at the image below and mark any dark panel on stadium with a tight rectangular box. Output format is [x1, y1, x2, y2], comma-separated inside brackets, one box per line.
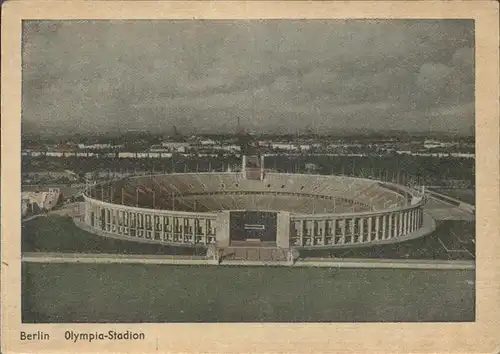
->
[229, 211, 278, 244]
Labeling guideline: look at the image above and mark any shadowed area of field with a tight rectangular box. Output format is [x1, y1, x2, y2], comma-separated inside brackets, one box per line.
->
[22, 263, 475, 323]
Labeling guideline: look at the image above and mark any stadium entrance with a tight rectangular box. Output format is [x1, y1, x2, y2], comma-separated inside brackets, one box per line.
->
[229, 211, 278, 246]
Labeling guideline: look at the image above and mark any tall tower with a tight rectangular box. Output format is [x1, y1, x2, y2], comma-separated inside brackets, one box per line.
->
[236, 117, 264, 180]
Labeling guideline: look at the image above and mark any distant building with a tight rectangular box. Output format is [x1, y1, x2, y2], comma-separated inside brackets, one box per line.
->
[118, 152, 136, 158]
[213, 145, 241, 152]
[21, 188, 62, 213]
[22, 170, 79, 183]
[271, 143, 298, 151]
[160, 142, 190, 150]
[77, 143, 124, 150]
[423, 140, 458, 149]
[200, 139, 217, 146]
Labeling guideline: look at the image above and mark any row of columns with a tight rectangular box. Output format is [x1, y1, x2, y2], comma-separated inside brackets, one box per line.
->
[84, 204, 217, 245]
[290, 207, 424, 247]
[81, 201, 424, 248]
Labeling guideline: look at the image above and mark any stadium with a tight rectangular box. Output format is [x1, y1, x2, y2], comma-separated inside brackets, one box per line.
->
[73, 139, 435, 262]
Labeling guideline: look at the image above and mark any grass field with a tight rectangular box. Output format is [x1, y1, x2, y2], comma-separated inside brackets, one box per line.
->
[22, 263, 475, 323]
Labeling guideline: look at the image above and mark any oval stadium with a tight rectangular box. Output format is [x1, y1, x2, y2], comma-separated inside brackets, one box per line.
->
[74, 147, 435, 259]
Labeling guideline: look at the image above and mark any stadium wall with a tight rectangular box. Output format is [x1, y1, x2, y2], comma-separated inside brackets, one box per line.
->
[75, 188, 429, 249]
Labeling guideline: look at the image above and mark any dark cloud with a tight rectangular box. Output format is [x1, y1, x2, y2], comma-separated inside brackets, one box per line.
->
[22, 19, 474, 135]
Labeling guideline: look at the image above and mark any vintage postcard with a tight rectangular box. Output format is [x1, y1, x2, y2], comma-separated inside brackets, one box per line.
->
[1, 1, 499, 353]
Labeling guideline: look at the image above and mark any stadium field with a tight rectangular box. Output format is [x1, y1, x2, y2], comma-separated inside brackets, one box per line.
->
[22, 216, 475, 261]
[22, 263, 475, 323]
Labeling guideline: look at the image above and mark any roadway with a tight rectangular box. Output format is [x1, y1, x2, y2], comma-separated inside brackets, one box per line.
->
[21, 251, 474, 270]
[423, 195, 475, 221]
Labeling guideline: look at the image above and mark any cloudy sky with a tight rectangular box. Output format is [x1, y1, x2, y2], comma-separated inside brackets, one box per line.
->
[22, 20, 474, 135]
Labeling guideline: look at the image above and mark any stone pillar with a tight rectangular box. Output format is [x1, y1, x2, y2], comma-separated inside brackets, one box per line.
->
[201, 218, 207, 244]
[396, 213, 401, 237]
[84, 201, 91, 225]
[374, 216, 379, 241]
[277, 212, 290, 249]
[215, 211, 231, 248]
[100, 207, 104, 230]
[307, 220, 311, 245]
[341, 218, 347, 244]
[122, 211, 126, 235]
[131, 212, 134, 236]
[299, 219, 304, 246]
[130, 212, 134, 236]
[105, 208, 109, 231]
[368, 216, 373, 242]
[111, 209, 115, 232]
[193, 218, 198, 244]
[120, 210, 124, 233]
[391, 214, 396, 238]
[402, 211, 407, 236]
[205, 219, 212, 243]
[135, 212, 139, 237]
[393, 213, 398, 238]
[133, 212, 137, 237]
[161, 215, 166, 241]
[381, 215, 386, 240]
[359, 218, 364, 242]
[140, 213, 143, 237]
[321, 220, 326, 245]
[181, 217, 186, 243]
[126, 211, 130, 235]
[152, 214, 156, 240]
[115, 210, 120, 234]
[332, 219, 337, 244]
[349, 218, 354, 243]
[388, 213, 393, 238]
[98, 206, 102, 228]
[136, 213, 141, 237]
[190, 218, 195, 243]
[398, 212, 404, 236]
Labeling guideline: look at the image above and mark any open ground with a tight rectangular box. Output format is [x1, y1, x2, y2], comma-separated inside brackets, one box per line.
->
[22, 263, 474, 323]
